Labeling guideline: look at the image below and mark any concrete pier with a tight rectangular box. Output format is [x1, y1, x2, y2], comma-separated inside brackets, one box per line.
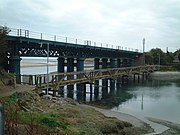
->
[9, 56, 22, 83]
[67, 58, 74, 98]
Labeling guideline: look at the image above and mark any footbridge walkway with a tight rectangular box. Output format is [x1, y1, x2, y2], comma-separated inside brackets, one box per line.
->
[20, 65, 158, 90]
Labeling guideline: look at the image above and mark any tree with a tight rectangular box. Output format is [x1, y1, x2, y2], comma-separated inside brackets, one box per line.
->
[149, 48, 166, 65]
[165, 52, 174, 64]
[0, 26, 10, 70]
[145, 52, 153, 65]
[174, 49, 180, 61]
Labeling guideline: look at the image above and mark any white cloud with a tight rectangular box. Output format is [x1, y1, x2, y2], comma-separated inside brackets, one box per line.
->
[0, 0, 180, 52]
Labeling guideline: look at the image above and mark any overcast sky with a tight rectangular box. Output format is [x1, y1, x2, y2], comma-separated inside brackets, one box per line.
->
[0, 0, 180, 52]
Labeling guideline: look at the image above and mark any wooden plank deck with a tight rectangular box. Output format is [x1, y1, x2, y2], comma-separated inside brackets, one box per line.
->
[19, 65, 159, 90]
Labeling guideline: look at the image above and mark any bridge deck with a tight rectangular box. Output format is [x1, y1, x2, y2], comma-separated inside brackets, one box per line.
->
[7, 28, 142, 58]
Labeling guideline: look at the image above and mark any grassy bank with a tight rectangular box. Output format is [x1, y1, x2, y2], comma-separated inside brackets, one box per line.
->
[0, 90, 151, 135]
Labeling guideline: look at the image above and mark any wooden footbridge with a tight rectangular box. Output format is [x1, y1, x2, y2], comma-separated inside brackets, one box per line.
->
[20, 65, 158, 90]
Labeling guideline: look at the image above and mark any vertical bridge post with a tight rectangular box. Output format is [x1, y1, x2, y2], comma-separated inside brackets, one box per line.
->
[67, 58, 74, 98]
[76, 58, 85, 100]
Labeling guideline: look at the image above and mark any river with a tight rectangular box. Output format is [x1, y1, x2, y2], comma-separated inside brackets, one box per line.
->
[21, 58, 180, 125]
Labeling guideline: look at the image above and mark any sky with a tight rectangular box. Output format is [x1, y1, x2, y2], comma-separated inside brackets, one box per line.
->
[0, 0, 180, 52]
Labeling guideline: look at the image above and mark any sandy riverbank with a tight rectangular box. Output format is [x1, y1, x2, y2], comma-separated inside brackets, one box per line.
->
[150, 71, 180, 80]
[21, 62, 56, 68]
[88, 106, 180, 135]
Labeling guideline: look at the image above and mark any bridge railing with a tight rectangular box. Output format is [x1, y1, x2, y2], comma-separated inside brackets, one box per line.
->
[19, 65, 158, 87]
[8, 28, 140, 52]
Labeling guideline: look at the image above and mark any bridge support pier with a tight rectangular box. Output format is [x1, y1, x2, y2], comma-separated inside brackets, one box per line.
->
[77, 58, 84, 71]
[109, 59, 116, 94]
[110, 58, 116, 68]
[94, 58, 100, 97]
[122, 59, 128, 67]
[9, 56, 22, 84]
[57, 57, 65, 73]
[102, 58, 108, 69]
[67, 58, 74, 98]
[117, 59, 121, 68]
[102, 58, 108, 94]
[110, 79, 115, 95]
[116, 59, 121, 84]
[57, 57, 65, 92]
[94, 58, 100, 69]
[76, 58, 85, 100]
[131, 59, 135, 67]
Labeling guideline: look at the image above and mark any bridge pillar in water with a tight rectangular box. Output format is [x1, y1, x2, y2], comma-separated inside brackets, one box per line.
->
[9, 56, 22, 84]
[57, 57, 65, 94]
[102, 58, 108, 94]
[130, 59, 135, 67]
[122, 59, 128, 67]
[94, 58, 100, 69]
[110, 79, 115, 95]
[116, 59, 122, 85]
[110, 59, 116, 95]
[57, 57, 65, 73]
[67, 58, 74, 98]
[102, 58, 108, 69]
[77, 58, 84, 71]
[94, 58, 100, 97]
[117, 59, 121, 68]
[110, 58, 116, 68]
[67, 58, 74, 72]
[76, 58, 85, 100]
[127, 59, 131, 67]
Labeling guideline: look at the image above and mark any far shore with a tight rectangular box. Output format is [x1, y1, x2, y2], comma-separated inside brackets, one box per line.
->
[150, 71, 180, 80]
[21, 63, 56, 68]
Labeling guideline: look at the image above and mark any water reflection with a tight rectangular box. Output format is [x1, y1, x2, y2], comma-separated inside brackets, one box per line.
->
[59, 78, 180, 124]
[58, 78, 134, 108]
[112, 79, 180, 124]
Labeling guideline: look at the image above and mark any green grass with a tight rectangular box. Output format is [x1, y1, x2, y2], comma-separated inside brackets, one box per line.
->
[1, 91, 142, 135]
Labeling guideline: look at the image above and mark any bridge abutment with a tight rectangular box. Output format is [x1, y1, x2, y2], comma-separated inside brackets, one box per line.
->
[9, 56, 22, 83]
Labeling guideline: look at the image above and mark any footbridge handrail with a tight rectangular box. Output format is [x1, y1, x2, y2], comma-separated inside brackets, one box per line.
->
[19, 65, 159, 89]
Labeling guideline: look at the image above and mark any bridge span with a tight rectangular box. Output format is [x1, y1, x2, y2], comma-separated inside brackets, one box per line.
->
[7, 28, 142, 81]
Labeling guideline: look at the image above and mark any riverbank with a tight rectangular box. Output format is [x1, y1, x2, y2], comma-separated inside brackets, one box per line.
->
[0, 88, 153, 135]
[150, 71, 180, 80]
[86, 104, 180, 135]
[1, 85, 180, 134]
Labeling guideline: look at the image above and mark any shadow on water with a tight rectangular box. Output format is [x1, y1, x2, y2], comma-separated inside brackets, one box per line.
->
[49, 78, 180, 109]
[57, 78, 135, 109]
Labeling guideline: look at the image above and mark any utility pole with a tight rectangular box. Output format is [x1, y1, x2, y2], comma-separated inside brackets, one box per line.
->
[143, 38, 145, 65]
[157, 53, 160, 70]
[46, 43, 49, 95]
